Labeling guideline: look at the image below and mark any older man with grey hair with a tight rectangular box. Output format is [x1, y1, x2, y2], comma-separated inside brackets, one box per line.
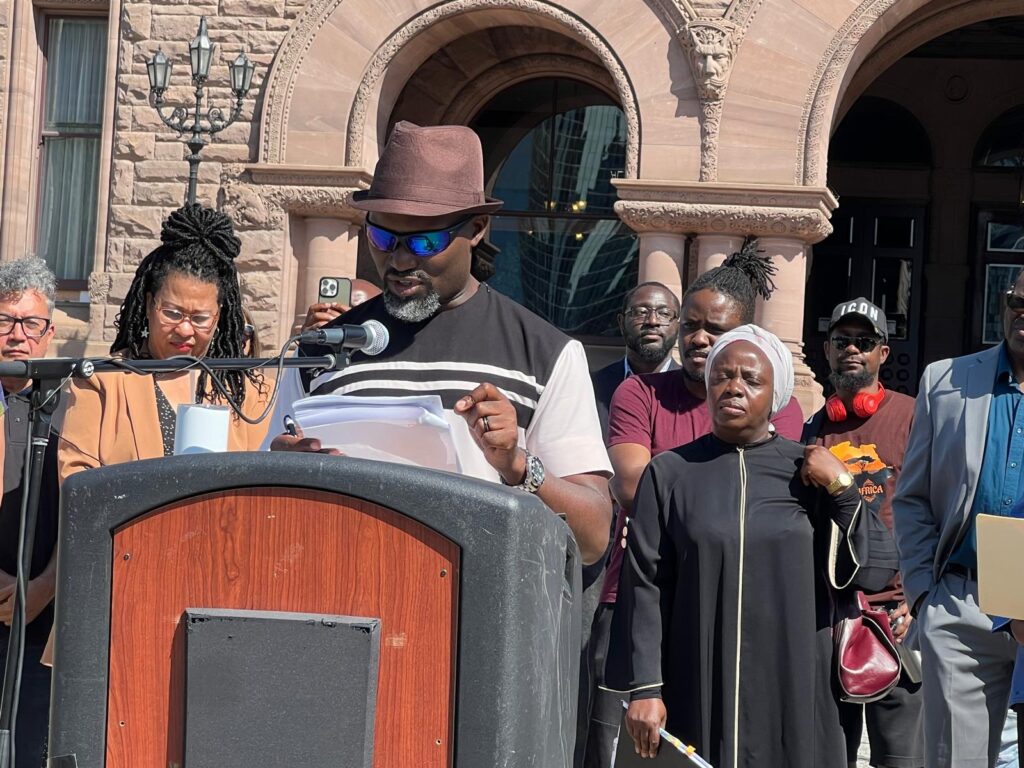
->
[0, 257, 61, 768]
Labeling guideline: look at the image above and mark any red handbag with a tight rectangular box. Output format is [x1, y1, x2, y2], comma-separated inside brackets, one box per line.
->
[834, 591, 902, 704]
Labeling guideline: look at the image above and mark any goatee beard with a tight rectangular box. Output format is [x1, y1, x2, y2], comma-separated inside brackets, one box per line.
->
[628, 337, 673, 364]
[384, 289, 441, 323]
[682, 366, 704, 384]
[829, 368, 875, 394]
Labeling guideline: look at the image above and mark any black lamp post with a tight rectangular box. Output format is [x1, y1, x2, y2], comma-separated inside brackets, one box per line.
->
[146, 17, 256, 204]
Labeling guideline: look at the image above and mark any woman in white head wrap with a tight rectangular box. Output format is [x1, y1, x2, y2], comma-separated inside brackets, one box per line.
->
[611, 324, 892, 768]
[704, 324, 794, 419]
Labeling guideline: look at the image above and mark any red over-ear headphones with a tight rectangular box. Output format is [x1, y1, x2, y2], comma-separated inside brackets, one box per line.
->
[825, 384, 886, 422]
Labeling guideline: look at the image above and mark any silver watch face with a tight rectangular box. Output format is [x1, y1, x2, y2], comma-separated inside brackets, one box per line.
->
[521, 454, 545, 493]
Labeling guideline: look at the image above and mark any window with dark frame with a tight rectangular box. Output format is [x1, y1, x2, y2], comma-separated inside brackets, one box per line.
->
[36, 15, 107, 286]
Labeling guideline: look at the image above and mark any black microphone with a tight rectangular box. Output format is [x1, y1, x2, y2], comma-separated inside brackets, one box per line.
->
[299, 319, 389, 356]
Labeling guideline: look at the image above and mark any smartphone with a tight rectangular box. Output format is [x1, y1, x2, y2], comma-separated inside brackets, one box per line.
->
[318, 276, 352, 306]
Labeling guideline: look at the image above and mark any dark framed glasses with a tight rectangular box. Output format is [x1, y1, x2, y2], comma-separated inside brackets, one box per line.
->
[365, 216, 474, 257]
[0, 313, 51, 338]
[830, 335, 882, 353]
[1005, 290, 1024, 312]
[623, 306, 678, 324]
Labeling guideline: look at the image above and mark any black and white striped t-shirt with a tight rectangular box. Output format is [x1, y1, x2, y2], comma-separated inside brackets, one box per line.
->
[272, 285, 610, 482]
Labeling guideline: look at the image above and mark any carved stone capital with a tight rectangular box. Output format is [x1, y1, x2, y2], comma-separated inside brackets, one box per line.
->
[613, 180, 838, 244]
[222, 164, 373, 226]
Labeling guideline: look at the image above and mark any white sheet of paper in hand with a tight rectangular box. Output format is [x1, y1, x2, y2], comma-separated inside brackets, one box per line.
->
[292, 394, 461, 473]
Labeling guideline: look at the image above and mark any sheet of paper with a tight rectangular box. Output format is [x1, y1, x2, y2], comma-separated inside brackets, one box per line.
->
[977, 514, 1024, 619]
[292, 394, 461, 474]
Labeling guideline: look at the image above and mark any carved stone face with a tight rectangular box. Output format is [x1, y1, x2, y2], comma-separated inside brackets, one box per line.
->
[686, 24, 737, 101]
[695, 42, 732, 85]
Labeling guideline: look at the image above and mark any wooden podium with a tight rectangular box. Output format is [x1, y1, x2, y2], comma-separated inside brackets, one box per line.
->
[48, 453, 581, 768]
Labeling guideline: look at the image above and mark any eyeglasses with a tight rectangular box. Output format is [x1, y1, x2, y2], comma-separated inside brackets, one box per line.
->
[365, 216, 474, 257]
[154, 303, 218, 331]
[624, 306, 678, 324]
[830, 335, 882, 352]
[0, 313, 51, 338]
[1005, 291, 1024, 313]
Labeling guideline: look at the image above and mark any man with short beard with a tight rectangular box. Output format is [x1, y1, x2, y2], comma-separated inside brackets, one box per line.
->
[576, 281, 678, 767]
[584, 247, 804, 768]
[591, 282, 680, 442]
[269, 122, 613, 567]
[804, 298, 921, 768]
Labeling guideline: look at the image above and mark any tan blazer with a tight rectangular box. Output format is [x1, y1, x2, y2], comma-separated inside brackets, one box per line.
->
[58, 371, 272, 483]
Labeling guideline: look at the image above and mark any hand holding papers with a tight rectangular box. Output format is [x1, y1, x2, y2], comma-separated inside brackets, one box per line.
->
[292, 394, 461, 473]
[615, 702, 714, 767]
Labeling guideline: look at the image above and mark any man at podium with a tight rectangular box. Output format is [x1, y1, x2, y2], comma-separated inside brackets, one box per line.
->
[268, 121, 613, 565]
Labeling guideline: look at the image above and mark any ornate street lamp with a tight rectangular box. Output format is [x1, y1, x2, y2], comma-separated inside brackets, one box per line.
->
[146, 17, 257, 204]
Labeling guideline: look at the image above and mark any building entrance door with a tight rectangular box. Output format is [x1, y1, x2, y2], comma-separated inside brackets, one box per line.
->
[804, 199, 926, 396]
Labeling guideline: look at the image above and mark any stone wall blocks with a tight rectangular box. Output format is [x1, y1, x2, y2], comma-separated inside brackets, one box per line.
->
[196, 143, 254, 163]
[109, 205, 168, 239]
[220, 0, 284, 18]
[151, 5, 219, 17]
[122, 237, 162, 270]
[109, 273, 140, 304]
[239, 271, 283, 310]
[134, 159, 221, 184]
[111, 161, 135, 205]
[122, 3, 152, 42]
[151, 14, 215, 43]
[134, 182, 190, 206]
[153, 140, 186, 160]
[238, 229, 282, 256]
[115, 132, 156, 163]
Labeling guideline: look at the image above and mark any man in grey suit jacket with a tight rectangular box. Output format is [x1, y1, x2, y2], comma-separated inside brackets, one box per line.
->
[894, 273, 1024, 768]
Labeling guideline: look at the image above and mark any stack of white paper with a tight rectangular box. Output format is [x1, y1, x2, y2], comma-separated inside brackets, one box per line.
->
[292, 394, 461, 473]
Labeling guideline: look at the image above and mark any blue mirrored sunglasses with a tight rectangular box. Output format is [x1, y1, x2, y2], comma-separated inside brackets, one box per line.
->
[365, 216, 474, 257]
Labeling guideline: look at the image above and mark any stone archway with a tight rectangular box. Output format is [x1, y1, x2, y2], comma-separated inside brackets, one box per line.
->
[797, 0, 1024, 186]
[258, 0, 647, 178]
[342, 0, 643, 178]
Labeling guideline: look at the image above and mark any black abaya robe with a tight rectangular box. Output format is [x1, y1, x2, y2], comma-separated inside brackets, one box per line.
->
[606, 433, 878, 768]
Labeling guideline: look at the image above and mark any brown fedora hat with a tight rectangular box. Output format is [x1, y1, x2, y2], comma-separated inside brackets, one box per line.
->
[351, 122, 503, 217]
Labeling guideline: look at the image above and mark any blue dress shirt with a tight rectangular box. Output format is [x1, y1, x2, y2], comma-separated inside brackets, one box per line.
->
[950, 345, 1024, 569]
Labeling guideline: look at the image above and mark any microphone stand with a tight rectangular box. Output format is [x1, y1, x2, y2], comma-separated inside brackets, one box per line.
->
[0, 350, 345, 768]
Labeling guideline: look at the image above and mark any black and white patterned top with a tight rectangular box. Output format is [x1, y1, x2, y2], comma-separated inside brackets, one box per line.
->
[267, 284, 611, 482]
[153, 381, 176, 456]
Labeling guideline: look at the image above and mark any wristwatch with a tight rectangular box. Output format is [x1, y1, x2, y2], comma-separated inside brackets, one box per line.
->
[826, 471, 855, 497]
[510, 451, 545, 494]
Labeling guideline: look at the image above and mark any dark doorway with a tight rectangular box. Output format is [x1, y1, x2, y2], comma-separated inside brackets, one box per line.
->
[805, 200, 926, 396]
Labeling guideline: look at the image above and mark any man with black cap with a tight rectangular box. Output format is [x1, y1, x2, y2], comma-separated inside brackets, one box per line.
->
[803, 297, 921, 768]
[268, 122, 613, 566]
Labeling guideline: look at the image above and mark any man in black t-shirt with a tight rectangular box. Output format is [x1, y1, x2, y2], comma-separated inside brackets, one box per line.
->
[803, 298, 921, 768]
[0, 257, 61, 768]
[268, 122, 612, 567]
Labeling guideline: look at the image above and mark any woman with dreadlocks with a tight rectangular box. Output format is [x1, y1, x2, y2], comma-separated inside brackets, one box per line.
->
[582, 243, 807, 767]
[58, 204, 270, 480]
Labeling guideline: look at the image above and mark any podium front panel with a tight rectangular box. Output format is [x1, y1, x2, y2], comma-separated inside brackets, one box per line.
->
[106, 488, 457, 768]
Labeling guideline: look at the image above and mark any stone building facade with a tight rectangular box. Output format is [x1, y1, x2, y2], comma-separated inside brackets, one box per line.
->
[1, 0, 1023, 412]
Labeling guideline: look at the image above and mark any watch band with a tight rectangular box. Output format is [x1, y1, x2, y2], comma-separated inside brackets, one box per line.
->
[517, 452, 546, 494]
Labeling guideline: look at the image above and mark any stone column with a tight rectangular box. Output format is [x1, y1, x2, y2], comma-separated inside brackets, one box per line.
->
[638, 232, 686, 301]
[693, 234, 744, 275]
[613, 180, 838, 417]
[754, 236, 819, 416]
